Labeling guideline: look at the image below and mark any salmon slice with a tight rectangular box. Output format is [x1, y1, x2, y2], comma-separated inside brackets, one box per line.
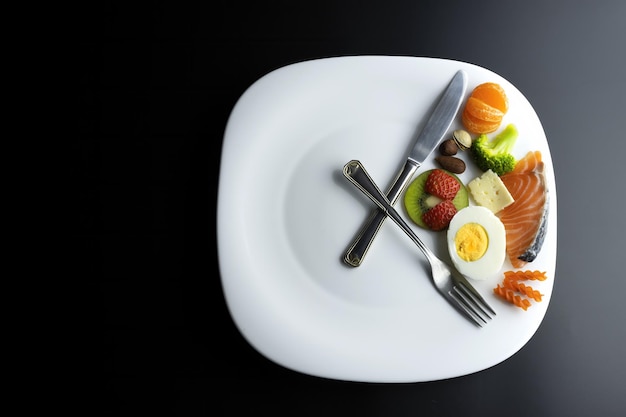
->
[497, 151, 549, 268]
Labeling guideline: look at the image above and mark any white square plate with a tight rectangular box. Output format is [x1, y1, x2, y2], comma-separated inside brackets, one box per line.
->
[217, 56, 557, 382]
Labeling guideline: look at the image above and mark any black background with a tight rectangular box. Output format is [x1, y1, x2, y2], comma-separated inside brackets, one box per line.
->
[80, 1, 626, 415]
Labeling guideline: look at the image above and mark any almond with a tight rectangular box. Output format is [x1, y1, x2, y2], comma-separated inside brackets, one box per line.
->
[435, 155, 466, 174]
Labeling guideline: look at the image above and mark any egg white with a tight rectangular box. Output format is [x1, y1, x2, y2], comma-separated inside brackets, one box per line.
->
[446, 206, 506, 281]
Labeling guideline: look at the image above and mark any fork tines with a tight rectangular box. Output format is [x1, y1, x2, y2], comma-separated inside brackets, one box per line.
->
[450, 282, 496, 327]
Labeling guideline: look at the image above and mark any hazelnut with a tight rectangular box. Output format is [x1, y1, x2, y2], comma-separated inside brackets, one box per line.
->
[439, 139, 458, 156]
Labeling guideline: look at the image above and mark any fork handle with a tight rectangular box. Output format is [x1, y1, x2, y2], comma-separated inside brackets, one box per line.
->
[343, 160, 434, 263]
[343, 159, 418, 266]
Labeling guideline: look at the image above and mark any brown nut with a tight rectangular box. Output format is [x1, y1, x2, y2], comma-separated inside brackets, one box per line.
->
[439, 139, 458, 156]
[435, 155, 466, 174]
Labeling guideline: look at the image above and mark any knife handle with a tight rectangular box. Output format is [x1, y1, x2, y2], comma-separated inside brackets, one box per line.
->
[343, 159, 419, 267]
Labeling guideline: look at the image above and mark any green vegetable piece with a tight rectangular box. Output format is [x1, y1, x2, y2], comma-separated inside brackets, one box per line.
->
[471, 123, 519, 176]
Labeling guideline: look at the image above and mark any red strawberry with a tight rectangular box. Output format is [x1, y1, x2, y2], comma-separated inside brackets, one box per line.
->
[421, 200, 457, 231]
[425, 169, 460, 200]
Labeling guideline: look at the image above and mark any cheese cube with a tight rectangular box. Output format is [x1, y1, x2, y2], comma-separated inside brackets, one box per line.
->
[468, 169, 514, 213]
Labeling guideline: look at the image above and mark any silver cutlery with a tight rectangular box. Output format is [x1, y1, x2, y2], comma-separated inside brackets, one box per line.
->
[343, 70, 468, 267]
[343, 160, 496, 327]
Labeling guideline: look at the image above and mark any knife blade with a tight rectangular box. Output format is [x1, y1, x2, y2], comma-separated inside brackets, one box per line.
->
[343, 69, 468, 267]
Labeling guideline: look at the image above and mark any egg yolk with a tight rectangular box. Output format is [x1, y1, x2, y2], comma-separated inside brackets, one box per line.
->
[454, 223, 489, 262]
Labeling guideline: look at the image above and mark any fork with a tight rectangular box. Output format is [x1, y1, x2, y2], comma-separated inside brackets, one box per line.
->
[342, 160, 496, 327]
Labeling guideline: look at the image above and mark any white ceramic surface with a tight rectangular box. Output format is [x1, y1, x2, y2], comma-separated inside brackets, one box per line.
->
[217, 56, 557, 382]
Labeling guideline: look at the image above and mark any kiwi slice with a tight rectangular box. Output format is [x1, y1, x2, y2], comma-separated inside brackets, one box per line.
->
[403, 169, 469, 229]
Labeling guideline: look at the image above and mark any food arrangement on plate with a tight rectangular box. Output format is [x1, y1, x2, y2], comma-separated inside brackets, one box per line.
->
[218, 56, 557, 381]
[401, 81, 549, 312]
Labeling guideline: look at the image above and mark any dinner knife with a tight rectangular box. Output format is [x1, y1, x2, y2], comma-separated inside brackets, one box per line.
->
[343, 69, 468, 267]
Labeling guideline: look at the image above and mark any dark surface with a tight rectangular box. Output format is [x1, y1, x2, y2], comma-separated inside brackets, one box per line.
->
[80, 1, 626, 415]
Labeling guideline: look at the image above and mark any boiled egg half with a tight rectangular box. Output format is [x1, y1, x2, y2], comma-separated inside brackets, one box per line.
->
[447, 206, 506, 280]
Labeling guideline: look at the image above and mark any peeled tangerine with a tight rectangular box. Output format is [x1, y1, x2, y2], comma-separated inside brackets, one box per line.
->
[462, 108, 500, 134]
[497, 151, 549, 268]
[471, 82, 509, 113]
[462, 82, 509, 134]
[465, 96, 504, 122]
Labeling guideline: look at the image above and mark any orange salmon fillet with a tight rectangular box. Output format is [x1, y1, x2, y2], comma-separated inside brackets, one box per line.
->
[497, 151, 548, 268]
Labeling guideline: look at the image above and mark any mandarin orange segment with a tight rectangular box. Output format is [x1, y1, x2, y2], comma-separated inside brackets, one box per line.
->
[462, 108, 500, 134]
[471, 82, 509, 114]
[465, 96, 504, 123]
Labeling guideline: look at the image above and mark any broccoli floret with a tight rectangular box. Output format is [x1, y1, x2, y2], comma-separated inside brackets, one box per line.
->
[471, 123, 518, 176]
